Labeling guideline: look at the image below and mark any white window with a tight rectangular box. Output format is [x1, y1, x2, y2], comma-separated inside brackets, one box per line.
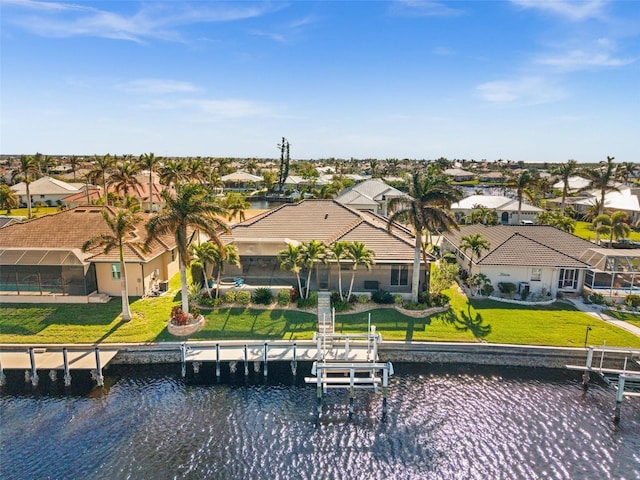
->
[391, 265, 409, 286]
[531, 268, 541, 281]
[111, 263, 121, 280]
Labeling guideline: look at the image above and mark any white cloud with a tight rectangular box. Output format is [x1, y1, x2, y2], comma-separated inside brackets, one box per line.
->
[536, 39, 636, 71]
[389, 0, 466, 17]
[510, 0, 608, 21]
[476, 76, 566, 105]
[119, 79, 200, 94]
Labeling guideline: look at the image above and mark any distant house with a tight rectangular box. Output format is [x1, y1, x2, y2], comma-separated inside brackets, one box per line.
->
[221, 171, 263, 193]
[451, 194, 542, 225]
[478, 171, 506, 183]
[444, 168, 475, 182]
[11, 176, 84, 207]
[441, 224, 640, 298]
[221, 199, 430, 298]
[0, 206, 180, 303]
[335, 178, 406, 216]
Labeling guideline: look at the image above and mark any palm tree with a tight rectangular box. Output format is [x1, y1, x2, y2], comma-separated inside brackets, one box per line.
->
[459, 233, 491, 273]
[140, 152, 161, 212]
[581, 156, 619, 245]
[0, 184, 19, 214]
[300, 240, 327, 299]
[109, 160, 140, 199]
[593, 211, 631, 247]
[536, 210, 576, 233]
[82, 209, 143, 322]
[68, 155, 81, 181]
[551, 160, 578, 214]
[12, 155, 41, 219]
[470, 204, 498, 225]
[191, 242, 240, 299]
[329, 241, 350, 300]
[89, 154, 114, 202]
[224, 193, 250, 223]
[506, 169, 537, 224]
[346, 241, 375, 299]
[186, 157, 208, 185]
[159, 159, 187, 187]
[145, 184, 230, 315]
[277, 243, 304, 296]
[387, 170, 462, 303]
[617, 162, 638, 186]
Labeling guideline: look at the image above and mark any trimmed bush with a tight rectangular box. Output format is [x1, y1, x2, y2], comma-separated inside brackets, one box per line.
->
[235, 290, 251, 305]
[277, 289, 291, 306]
[356, 294, 370, 304]
[498, 282, 516, 294]
[223, 290, 236, 304]
[625, 294, 640, 308]
[252, 287, 274, 305]
[393, 294, 404, 305]
[333, 300, 352, 312]
[372, 289, 394, 304]
[297, 291, 318, 309]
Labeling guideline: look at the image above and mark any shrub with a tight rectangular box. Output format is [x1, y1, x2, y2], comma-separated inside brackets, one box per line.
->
[297, 291, 318, 309]
[223, 290, 236, 303]
[589, 292, 606, 305]
[393, 294, 404, 305]
[199, 297, 217, 307]
[236, 290, 251, 305]
[625, 294, 640, 308]
[190, 306, 201, 318]
[480, 284, 494, 296]
[277, 289, 291, 306]
[356, 294, 370, 304]
[498, 282, 516, 294]
[252, 287, 274, 305]
[333, 300, 352, 312]
[371, 289, 394, 304]
[170, 306, 188, 326]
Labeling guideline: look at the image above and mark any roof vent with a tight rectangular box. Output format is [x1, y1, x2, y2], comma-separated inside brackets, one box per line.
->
[324, 214, 328, 219]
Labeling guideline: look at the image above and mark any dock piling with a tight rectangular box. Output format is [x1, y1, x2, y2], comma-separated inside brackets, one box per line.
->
[614, 375, 625, 423]
[63, 347, 71, 386]
[244, 344, 249, 376]
[0, 356, 5, 386]
[28, 347, 39, 386]
[180, 343, 186, 378]
[291, 343, 297, 376]
[94, 347, 104, 387]
[263, 343, 268, 377]
[215, 344, 221, 377]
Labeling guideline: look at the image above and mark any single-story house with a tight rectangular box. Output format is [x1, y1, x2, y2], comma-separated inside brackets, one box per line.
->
[11, 176, 84, 207]
[0, 206, 180, 303]
[444, 168, 475, 182]
[441, 224, 640, 298]
[221, 171, 264, 193]
[335, 179, 407, 216]
[451, 194, 543, 225]
[221, 199, 430, 298]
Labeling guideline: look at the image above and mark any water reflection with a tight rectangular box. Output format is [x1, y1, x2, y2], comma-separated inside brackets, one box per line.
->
[1, 364, 639, 480]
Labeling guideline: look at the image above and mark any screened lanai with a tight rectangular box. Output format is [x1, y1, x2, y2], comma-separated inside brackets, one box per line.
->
[581, 248, 640, 295]
[0, 248, 97, 296]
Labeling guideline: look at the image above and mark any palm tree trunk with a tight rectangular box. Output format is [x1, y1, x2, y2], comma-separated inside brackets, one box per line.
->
[348, 269, 356, 299]
[119, 244, 132, 321]
[595, 192, 605, 245]
[180, 261, 189, 314]
[202, 267, 212, 298]
[149, 171, 154, 213]
[411, 233, 421, 303]
[305, 268, 313, 299]
[26, 182, 32, 219]
[337, 261, 343, 301]
[216, 269, 222, 299]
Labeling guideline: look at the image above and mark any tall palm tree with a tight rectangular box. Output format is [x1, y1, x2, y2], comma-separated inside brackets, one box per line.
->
[459, 233, 491, 273]
[12, 155, 41, 219]
[191, 242, 240, 299]
[82, 209, 143, 322]
[593, 211, 631, 247]
[617, 162, 638, 186]
[0, 184, 19, 214]
[551, 160, 578, 214]
[89, 154, 114, 202]
[277, 243, 304, 296]
[506, 169, 537, 224]
[109, 160, 141, 199]
[145, 184, 230, 314]
[346, 241, 375, 299]
[329, 241, 350, 300]
[300, 240, 327, 299]
[581, 156, 619, 245]
[186, 157, 208, 185]
[140, 152, 161, 212]
[68, 155, 81, 181]
[224, 193, 250, 223]
[159, 159, 187, 187]
[387, 170, 462, 302]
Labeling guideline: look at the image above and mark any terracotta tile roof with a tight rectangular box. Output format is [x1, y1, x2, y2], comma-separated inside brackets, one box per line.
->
[442, 225, 595, 268]
[225, 199, 423, 263]
[0, 206, 175, 263]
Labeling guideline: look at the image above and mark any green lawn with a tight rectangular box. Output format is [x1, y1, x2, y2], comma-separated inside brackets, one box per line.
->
[2, 279, 640, 347]
[574, 221, 640, 243]
[604, 309, 640, 329]
[3, 206, 60, 218]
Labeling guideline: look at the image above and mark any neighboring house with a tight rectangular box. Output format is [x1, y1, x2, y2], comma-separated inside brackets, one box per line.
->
[478, 171, 506, 183]
[0, 206, 180, 303]
[0, 216, 23, 228]
[221, 171, 263, 193]
[444, 168, 475, 182]
[335, 179, 406, 216]
[552, 176, 591, 193]
[572, 188, 640, 223]
[11, 176, 84, 207]
[451, 194, 543, 225]
[441, 224, 640, 298]
[221, 199, 430, 298]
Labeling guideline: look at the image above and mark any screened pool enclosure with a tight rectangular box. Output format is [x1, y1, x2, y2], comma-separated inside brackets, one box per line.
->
[581, 248, 640, 295]
[0, 249, 97, 296]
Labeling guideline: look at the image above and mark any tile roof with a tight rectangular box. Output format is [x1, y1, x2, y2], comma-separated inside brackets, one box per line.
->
[0, 206, 175, 263]
[335, 179, 405, 204]
[11, 176, 83, 195]
[442, 224, 596, 268]
[224, 199, 420, 263]
[451, 194, 542, 212]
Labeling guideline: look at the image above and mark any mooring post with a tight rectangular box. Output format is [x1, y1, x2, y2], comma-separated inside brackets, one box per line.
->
[291, 342, 297, 376]
[215, 343, 221, 377]
[317, 332, 322, 362]
[180, 343, 186, 378]
[28, 347, 39, 386]
[348, 368, 355, 415]
[94, 347, 103, 387]
[263, 342, 268, 377]
[614, 374, 625, 423]
[63, 347, 71, 386]
[367, 313, 372, 356]
[244, 344, 249, 376]
[583, 347, 594, 387]
[314, 363, 322, 415]
[372, 326, 378, 361]
[0, 355, 5, 387]
[382, 365, 389, 415]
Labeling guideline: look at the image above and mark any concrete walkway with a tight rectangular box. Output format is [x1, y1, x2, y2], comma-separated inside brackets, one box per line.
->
[568, 298, 640, 338]
[317, 291, 333, 334]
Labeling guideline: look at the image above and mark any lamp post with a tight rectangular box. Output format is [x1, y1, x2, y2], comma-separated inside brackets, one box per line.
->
[584, 326, 592, 348]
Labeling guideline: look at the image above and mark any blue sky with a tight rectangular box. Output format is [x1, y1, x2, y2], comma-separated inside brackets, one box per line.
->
[1, 0, 638, 162]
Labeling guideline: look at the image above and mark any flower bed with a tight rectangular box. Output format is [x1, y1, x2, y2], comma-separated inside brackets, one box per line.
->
[167, 306, 206, 336]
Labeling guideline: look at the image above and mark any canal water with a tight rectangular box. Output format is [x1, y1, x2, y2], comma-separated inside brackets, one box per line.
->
[1, 363, 639, 480]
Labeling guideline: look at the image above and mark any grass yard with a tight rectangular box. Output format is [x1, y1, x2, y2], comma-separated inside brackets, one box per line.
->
[574, 221, 640, 243]
[604, 309, 640, 329]
[2, 206, 60, 218]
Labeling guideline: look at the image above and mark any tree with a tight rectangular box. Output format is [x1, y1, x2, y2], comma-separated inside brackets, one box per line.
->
[581, 156, 619, 245]
[459, 233, 491, 273]
[300, 240, 327, 299]
[224, 193, 250, 223]
[145, 184, 230, 315]
[277, 243, 304, 296]
[89, 154, 114, 202]
[346, 241, 375, 299]
[618, 162, 638, 186]
[329, 241, 350, 300]
[186, 157, 208, 185]
[0, 184, 19, 214]
[108, 160, 140, 199]
[470, 204, 498, 225]
[387, 170, 462, 302]
[12, 155, 41, 219]
[192, 242, 240, 299]
[593, 211, 631, 247]
[536, 210, 576, 233]
[68, 155, 81, 181]
[159, 159, 187, 187]
[82, 209, 143, 322]
[506, 169, 537, 224]
[551, 160, 578, 214]
[140, 152, 161, 212]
